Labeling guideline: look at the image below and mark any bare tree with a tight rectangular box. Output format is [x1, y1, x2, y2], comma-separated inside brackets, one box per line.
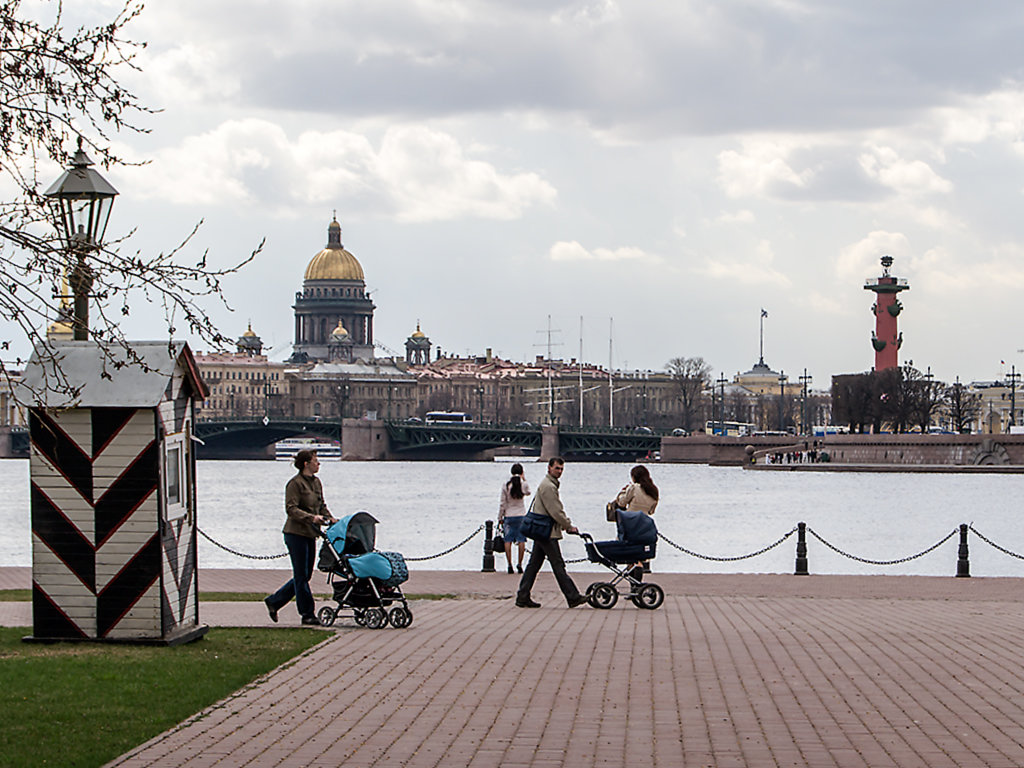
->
[0, 1, 258, 401]
[666, 356, 711, 432]
[943, 379, 982, 433]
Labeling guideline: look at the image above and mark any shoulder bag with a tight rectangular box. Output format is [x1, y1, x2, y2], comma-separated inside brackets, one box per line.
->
[520, 498, 553, 541]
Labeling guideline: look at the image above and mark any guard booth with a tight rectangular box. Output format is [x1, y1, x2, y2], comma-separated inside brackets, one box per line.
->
[21, 341, 209, 644]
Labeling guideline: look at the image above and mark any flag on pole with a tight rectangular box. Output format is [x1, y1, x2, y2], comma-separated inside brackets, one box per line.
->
[761, 308, 769, 318]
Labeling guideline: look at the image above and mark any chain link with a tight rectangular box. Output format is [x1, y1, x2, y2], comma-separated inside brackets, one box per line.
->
[968, 525, 1024, 561]
[197, 527, 288, 560]
[656, 528, 798, 562]
[405, 524, 485, 561]
[807, 526, 958, 565]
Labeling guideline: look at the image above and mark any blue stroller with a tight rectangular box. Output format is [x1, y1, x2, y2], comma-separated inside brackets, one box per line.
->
[316, 512, 412, 629]
[581, 509, 664, 610]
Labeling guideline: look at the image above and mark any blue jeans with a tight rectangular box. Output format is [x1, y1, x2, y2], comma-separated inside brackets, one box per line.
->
[267, 533, 317, 619]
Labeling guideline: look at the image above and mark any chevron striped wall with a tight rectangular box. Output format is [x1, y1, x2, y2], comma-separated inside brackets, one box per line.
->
[30, 398, 200, 641]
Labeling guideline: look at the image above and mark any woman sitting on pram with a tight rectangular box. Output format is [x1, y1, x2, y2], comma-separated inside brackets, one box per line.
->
[609, 465, 659, 584]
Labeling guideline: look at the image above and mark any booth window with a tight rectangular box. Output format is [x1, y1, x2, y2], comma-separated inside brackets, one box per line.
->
[166, 445, 181, 506]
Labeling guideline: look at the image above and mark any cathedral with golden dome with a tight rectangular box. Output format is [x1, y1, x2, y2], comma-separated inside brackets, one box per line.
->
[290, 217, 375, 362]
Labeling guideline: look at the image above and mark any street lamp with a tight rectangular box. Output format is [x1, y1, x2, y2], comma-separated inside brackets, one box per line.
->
[777, 370, 786, 432]
[1008, 365, 1020, 431]
[799, 369, 813, 435]
[44, 137, 118, 341]
[717, 374, 727, 434]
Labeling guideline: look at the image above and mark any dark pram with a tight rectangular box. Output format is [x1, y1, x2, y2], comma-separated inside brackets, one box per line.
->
[582, 509, 664, 609]
[316, 512, 412, 629]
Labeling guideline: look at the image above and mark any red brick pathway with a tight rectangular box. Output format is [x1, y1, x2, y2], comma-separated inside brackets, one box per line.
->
[70, 570, 1024, 768]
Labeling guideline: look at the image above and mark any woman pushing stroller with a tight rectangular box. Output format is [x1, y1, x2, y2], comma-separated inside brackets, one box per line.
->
[265, 449, 337, 626]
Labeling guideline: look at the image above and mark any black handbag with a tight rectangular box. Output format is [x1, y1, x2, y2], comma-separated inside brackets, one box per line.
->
[520, 510, 553, 541]
[492, 526, 505, 552]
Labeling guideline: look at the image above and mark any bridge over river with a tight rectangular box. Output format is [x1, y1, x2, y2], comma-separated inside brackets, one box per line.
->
[192, 418, 663, 461]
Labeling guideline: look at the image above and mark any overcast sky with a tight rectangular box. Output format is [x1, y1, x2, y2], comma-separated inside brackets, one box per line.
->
[38, 0, 1024, 386]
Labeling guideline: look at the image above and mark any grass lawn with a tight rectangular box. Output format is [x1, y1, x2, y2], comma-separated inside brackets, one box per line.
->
[0, 626, 326, 768]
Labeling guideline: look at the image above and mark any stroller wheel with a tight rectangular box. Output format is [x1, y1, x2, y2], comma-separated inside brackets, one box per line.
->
[353, 609, 367, 626]
[634, 583, 664, 610]
[388, 606, 413, 629]
[585, 582, 603, 597]
[364, 607, 387, 629]
[317, 606, 336, 627]
[589, 583, 618, 610]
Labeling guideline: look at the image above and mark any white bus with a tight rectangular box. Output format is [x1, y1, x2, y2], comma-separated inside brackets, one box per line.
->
[705, 420, 755, 437]
[425, 411, 474, 424]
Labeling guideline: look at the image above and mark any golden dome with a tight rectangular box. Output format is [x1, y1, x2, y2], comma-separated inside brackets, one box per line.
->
[241, 322, 257, 338]
[330, 319, 350, 340]
[304, 217, 365, 282]
[411, 321, 426, 339]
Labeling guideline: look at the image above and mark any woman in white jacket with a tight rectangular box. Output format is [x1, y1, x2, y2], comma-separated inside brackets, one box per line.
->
[498, 463, 531, 574]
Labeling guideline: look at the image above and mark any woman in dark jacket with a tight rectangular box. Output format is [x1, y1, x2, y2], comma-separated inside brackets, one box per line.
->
[264, 449, 336, 625]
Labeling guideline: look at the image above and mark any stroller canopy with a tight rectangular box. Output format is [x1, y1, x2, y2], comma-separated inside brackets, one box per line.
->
[617, 509, 657, 545]
[325, 512, 378, 554]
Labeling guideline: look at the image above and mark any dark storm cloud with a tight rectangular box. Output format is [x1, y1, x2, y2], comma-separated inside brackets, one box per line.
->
[220, 0, 1024, 137]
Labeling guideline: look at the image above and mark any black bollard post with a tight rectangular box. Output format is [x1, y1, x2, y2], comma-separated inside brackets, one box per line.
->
[956, 523, 970, 578]
[482, 519, 495, 573]
[795, 522, 809, 576]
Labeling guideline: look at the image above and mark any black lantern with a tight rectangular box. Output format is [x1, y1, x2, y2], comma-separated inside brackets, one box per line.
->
[44, 137, 118, 340]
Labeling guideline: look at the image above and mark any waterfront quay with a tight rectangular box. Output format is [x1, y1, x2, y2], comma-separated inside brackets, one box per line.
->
[4, 568, 1024, 766]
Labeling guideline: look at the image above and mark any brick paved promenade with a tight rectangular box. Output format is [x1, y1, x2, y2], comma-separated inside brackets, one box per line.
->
[4, 568, 1024, 766]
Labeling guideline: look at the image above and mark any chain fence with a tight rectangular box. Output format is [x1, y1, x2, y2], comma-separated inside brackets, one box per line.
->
[656, 527, 798, 562]
[198, 524, 485, 563]
[968, 524, 1024, 561]
[405, 525, 485, 562]
[198, 527, 288, 561]
[200, 520, 1024, 574]
[806, 526, 959, 566]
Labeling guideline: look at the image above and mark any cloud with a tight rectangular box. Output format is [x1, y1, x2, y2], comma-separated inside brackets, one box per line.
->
[717, 139, 813, 198]
[549, 240, 654, 262]
[713, 209, 755, 225]
[126, 119, 557, 221]
[859, 145, 953, 196]
[835, 231, 911, 282]
[133, 2, 1024, 139]
[696, 240, 790, 286]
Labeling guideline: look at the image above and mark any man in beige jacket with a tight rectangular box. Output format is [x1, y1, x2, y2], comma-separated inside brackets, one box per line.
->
[515, 457, 587, 609]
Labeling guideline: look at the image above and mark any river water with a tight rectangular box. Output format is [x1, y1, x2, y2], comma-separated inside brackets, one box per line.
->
[3, 459, 1023, 577]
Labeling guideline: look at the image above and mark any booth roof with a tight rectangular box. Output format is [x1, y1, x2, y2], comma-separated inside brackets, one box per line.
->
[19, 340, 207, 408]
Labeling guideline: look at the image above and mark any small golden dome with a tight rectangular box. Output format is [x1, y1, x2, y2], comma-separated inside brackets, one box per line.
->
[330, 319, 350, 340]
[411, 321, 426, 339]
[304, 217, 365, 282]
[241, 322, 257, 338]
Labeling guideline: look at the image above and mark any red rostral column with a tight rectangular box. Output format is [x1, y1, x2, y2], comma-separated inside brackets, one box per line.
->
[864, 255, 909, 371]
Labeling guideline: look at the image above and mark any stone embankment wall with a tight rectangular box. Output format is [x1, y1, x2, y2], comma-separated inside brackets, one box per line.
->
[661, 433, 1024, 466]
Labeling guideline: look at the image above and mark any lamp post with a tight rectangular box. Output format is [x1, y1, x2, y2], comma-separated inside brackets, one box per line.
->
[777, 370, 786, 432]
[799, 369, 812, 435]
[44, 137, 118, 341]
[717, 374, 727, 434]
[1008, 365, 1020, 431]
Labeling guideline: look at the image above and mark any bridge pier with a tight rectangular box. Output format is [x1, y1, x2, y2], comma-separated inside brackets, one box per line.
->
[341, 418, 389, 461]
[541, 425, 560, 461]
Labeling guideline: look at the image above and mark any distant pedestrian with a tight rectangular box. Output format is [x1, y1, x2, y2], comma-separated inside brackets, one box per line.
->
[264, 449, 336, 626]
[498, 463, 531, 574]
[515, 457, 587, 609]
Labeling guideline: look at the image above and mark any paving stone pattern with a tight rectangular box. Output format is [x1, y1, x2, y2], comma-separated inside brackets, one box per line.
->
[104, 588, 1024, 768]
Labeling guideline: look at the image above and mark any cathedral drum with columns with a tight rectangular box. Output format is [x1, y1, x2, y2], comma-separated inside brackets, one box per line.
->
[291, 217, 375, 363]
